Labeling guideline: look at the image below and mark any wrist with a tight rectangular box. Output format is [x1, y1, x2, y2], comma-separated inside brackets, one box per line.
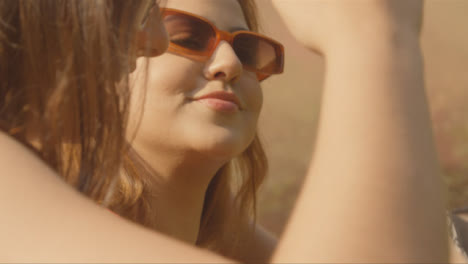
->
[310, 17, 422, 57]
[323, 30, 422, 63]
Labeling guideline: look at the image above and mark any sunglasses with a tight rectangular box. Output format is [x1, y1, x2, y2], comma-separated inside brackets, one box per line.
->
[159, 8, 285, 81]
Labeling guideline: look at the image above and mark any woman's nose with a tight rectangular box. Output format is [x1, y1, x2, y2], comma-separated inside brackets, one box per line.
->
[204, 41, 243, 83]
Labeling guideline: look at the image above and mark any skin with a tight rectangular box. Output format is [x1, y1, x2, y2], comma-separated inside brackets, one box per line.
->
[0, 0, 453, 262]
[127, 0, 263, 245]
[272, 0, 447, 262]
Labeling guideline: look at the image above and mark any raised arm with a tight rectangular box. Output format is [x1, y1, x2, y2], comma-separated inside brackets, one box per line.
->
[0, 132, 229, 262]
[270, 1, 448, 262]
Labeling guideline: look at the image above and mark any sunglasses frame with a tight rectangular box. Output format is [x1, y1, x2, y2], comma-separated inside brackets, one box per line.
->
[160, 8, 285, 81]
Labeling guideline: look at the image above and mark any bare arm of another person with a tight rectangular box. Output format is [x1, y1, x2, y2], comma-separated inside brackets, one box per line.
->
[0, 132, 229, 263]
[271, 0, 448, 263]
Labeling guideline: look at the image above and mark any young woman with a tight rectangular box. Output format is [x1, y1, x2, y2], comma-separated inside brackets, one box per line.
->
[113, 0, 448, 263]
[116, 0, 278, 261]
[0, 0, 449, 263]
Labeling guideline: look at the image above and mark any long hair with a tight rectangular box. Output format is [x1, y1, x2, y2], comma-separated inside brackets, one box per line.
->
[0, 0, 153, 202]
[106, 0, 267, 256]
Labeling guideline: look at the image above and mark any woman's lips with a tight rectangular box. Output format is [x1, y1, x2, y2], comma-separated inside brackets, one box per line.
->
[194, 91, 241, 113]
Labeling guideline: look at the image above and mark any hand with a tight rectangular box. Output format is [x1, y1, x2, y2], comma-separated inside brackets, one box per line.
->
[271, 0, 423, 54]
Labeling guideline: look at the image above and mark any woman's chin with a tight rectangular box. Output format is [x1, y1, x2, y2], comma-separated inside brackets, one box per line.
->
[194, 142, 244, 160]
[188, 133, 251, 160]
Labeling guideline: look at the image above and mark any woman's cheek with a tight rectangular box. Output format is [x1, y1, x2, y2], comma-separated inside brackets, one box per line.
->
[244, 79, 263, 115]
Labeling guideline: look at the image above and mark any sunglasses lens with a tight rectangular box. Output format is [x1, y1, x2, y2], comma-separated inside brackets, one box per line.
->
[163, 13, 215, 52]
[233, 33, 281, 74]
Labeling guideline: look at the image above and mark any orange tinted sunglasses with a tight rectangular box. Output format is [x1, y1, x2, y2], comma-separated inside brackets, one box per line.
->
[160, 8, 285, 81]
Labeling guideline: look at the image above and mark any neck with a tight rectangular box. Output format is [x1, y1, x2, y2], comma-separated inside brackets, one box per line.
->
[129, 144, 226, 245]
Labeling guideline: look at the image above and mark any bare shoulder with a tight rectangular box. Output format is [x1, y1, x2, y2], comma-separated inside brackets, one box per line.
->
[221, 216, 278, 263]
[248, 223, 278, 259]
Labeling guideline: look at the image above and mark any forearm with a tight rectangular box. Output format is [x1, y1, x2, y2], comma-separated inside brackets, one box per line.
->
[274, 35, 448, 262]
[0, 133, 231, 263]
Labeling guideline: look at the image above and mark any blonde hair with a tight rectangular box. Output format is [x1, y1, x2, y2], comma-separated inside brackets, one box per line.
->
[105, 0, 267, 257]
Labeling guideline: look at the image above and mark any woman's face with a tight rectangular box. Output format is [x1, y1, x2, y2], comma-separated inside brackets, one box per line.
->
[129, 0, 262, 160]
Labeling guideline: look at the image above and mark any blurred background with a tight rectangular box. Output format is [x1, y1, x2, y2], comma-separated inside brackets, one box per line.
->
[255, 0, 468, 236]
